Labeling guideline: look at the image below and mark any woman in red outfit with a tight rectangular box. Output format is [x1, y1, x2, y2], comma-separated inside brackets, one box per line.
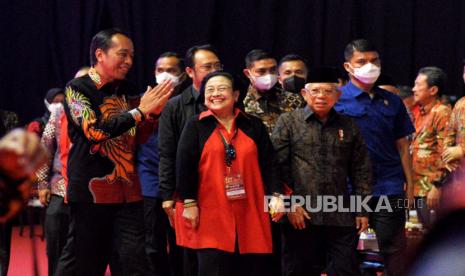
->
[175, 71, 283, 276]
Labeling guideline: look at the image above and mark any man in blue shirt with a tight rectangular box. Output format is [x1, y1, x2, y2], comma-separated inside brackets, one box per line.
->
[335, 39, 415, 276]
[137, 52, 187, 276]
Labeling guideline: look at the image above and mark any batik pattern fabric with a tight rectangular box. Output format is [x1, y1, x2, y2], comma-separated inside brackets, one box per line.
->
[243, 85, 304, 135]
[445, 97, 465, 149]
[412, 100, 451, 196]
[63, 74, 143, 203]
[36, 104, 66, 197]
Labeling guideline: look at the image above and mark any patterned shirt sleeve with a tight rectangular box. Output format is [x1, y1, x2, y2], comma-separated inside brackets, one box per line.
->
[445, 98, 465, 150]
[270, 113, 293, 194]
[64, 85, 136, 143]
[434, 105, 452, 165]
[36, 106, 61, 190]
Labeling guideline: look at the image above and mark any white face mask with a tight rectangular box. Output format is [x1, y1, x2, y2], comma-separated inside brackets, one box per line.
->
[44, 101, 63, 113]
[252, 74, 278, 91]
[350, 63, 381, 84]
[156, 72, 180, 87]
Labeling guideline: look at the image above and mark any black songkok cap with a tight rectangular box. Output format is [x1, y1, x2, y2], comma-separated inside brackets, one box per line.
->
[307, 67, 339, 83]
[45, 88, 64, 104]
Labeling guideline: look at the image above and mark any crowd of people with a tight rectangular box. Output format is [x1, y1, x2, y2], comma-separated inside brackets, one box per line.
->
[2, 28, 465, 276]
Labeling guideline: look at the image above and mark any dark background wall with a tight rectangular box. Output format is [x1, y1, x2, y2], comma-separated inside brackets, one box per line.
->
[2, 0, 465, 124]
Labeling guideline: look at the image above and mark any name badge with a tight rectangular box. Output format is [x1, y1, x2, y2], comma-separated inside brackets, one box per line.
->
[224, 171, 246, 200]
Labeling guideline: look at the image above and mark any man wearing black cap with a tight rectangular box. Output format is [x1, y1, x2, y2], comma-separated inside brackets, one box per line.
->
[272, 67, 372, 276]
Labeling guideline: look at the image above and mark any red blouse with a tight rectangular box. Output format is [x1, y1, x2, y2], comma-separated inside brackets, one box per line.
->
[175, 109, 272, 254]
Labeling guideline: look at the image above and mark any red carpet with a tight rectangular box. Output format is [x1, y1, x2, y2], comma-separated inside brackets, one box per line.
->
[8, 225, 112, 276]
[9, 225, 47, 276]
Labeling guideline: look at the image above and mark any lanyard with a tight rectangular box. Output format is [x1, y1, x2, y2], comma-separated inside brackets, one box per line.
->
[217, 126, 238, 167]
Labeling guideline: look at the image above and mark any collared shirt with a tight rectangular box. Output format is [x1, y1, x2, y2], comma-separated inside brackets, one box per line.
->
[411, 99, 451, 196]
[63, 74, 145, 203]
[271, 107, 372, 226]
[243, 85, 304, 135]
[335, 81, 415, 196]
[36, 104, 66, 197]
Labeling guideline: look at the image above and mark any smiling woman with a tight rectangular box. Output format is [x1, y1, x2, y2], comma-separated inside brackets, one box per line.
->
[175, 71, 284, 275]
[202, 74, 238, 129]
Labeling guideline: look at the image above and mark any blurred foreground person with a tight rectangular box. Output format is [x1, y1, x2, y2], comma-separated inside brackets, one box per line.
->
[0, 129, 48, 276]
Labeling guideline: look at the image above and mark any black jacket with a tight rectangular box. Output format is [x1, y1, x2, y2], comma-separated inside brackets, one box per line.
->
[176, 111, 281, 199]
[158, 85, 205, 200]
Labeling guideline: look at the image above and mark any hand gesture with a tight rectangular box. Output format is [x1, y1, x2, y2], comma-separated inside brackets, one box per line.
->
[39, 189, 51, 206]
[442, 146, 463, 163]
[162, 200, 176, 228]
[427, 186, 441, 209]
[355, 216, 369, 235]
[269, 194, 285, 222]
[287, 205, 311, 230]
[139, 80, 174, 117]
[182, 206, 199, 229]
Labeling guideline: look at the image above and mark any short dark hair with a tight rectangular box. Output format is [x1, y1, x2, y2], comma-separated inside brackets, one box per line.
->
[245, 49, 275, 68]
[418, 66, 447, 96]
[278, 54, 308, 69]
[344, 39, 378, 61]
[185, 44, 218, 68]
[89, 28, 130, 66]
[157, 51, 184, 71]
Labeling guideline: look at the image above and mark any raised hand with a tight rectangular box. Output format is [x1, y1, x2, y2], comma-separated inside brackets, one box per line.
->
[139, 79, 174, 117]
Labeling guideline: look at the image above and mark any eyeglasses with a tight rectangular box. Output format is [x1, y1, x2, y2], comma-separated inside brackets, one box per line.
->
[225, 144, 236, 167]
[199, 63, 223, 72]
[204, 85, 232, 95]
[306, 88, 337, 96]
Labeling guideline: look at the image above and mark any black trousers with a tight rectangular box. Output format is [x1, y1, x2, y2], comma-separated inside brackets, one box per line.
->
[0, 221, 12, 276]
[143, 197, 183, 276]
[369, 196, 406, 276]
[281, 223, 360, 276]
[54, 215, 76, 276]
[414, 197, 435, 230]
[70, 201, 149, 276]
[270, 222, 282, 276]
[196, 248, 268, 276]
[45, 195, 71, 276]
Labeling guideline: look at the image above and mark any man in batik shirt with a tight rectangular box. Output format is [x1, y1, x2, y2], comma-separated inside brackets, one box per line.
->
[442, 61, 465, 191]
[243, 49, 303, 135]
[63, 28, 173, 275]
[411, 67, 451, 228]
[36, 100, 70, 275]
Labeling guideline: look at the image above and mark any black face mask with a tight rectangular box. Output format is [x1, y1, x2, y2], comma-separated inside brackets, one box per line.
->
[283, 75, 306, 94]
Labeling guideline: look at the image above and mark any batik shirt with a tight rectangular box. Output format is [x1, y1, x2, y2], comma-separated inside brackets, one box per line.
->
[36, 104, 66, 197]
[243, 85, 304, 135]
[445, 97, 465, 149]
[271, 107, 372, 226]
[63, 73, 148, 203]
[412, 100, 451, 196]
